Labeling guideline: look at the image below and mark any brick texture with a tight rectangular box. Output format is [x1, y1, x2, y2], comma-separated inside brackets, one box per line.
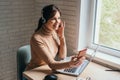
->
[0, 0, 36, 80]
[0, 0, 78, 80]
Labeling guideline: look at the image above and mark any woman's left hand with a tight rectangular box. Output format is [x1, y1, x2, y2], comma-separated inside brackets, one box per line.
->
[56, 21, 65, 39]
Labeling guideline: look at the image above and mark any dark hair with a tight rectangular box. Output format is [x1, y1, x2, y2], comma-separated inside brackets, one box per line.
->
[35, 4, 61, 32]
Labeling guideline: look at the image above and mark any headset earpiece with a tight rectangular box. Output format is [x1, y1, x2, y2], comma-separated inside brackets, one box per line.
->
[41, 16, 46, 23]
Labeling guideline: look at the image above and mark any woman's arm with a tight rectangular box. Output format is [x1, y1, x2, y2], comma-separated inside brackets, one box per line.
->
[32, 35, 85, 70]
[56, 21, 67, 59]
[58, 37, 67, 59]
[31, 35, 69, 69]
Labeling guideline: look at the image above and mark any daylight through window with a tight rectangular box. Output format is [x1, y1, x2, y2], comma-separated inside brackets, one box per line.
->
[93, 0, 120, 51]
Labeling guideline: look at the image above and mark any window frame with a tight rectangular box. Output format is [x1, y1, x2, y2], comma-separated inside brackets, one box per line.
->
[76, 0, 120, 58]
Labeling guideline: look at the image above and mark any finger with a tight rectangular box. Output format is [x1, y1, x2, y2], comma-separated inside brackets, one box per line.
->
[63, 21, 65, 27]
[71, 54, 77, 59]
[74, 57, 85, 65]
[74, 60, 82, 66]
[71, 55, 79, 61]
[72, 57, 86, 67]
[74, 57, 83, 63]
[72, 57, 77, 61]
[77, 56, 86, 61]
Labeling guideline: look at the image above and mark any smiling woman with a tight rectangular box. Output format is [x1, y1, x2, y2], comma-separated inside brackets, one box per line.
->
[25, 4, 86, 71]
[46, 11, 61, 30]
[35, 4, 61, 32]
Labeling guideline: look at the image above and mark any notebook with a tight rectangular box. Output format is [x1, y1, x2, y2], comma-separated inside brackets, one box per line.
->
[56, 46, 99, 76]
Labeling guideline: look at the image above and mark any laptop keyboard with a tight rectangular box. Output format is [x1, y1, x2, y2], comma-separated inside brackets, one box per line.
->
[64, 67, 77, 73]
[64, 60, 88, 73]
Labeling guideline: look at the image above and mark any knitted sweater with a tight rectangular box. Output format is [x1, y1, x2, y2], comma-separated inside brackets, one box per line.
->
[26, 26, 70, 70]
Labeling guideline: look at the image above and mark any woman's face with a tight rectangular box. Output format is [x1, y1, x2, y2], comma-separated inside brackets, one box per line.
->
[45, 11, 61, 31]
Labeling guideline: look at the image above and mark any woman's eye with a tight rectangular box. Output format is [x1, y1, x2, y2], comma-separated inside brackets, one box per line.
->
[50, 17, 61, 22]
[51, 18, 56, 21]
[51, 17, 61, 20]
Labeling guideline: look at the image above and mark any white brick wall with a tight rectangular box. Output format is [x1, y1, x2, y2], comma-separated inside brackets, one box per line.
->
[0, 0, 79, 80]
[0, 0, 36, 80]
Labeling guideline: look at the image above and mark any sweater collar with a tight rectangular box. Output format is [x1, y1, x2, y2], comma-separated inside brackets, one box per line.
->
[40, 25, 54, 36]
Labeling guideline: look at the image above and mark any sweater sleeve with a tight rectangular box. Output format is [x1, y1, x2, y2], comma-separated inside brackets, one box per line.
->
[31, 35, 70, 70]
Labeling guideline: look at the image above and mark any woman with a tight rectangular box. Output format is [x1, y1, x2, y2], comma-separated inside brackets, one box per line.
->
[26, 4, 86, 71]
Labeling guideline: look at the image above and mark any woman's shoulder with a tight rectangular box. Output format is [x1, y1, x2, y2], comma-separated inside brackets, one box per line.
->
[31, 31, 43, 42]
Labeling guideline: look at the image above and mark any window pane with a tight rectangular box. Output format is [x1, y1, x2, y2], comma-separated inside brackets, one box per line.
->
[94, 0, 120, 50]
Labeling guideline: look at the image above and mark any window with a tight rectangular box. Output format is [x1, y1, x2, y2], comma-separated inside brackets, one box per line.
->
[89, 0, 120, 57]
[76, 0, 120, 58]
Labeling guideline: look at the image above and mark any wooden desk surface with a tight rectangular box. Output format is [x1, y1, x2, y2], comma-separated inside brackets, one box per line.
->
[23, 62, 120, 80]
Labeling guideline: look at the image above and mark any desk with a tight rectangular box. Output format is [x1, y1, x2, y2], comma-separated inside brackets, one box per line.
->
[23, 62, 120, 80]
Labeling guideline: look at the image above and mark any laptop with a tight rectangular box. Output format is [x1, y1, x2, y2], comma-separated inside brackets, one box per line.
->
[56, 46, 99, 76]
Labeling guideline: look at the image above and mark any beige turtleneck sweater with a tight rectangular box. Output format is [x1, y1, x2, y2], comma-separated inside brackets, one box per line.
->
[26, 26, 70, 70]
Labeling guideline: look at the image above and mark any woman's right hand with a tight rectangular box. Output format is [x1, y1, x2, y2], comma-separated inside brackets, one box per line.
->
[68, 49, 87, 68]
[56, 21, 65, 39]
[68, 55, 85, 68]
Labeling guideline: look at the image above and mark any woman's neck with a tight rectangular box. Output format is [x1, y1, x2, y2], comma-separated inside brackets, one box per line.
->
[40, 25, 53, 36]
